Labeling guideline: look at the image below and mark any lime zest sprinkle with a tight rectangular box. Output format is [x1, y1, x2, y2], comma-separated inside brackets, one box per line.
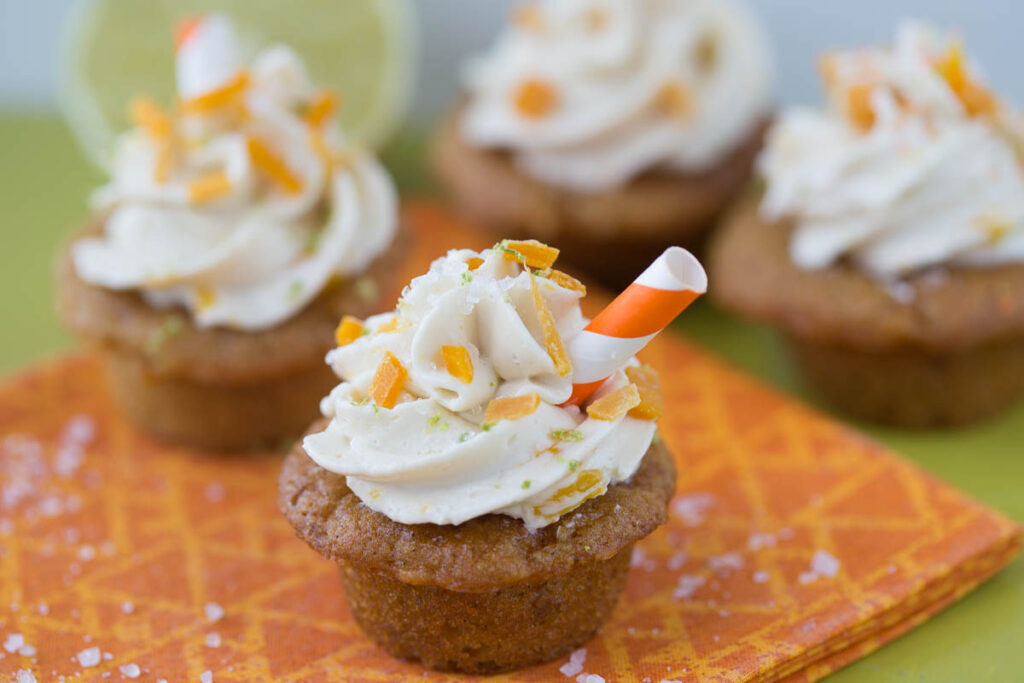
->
[287, 280, 304, 302]
[458, 432, 472, 443]
[522, 480, 531, 490]
[481, 422, 495, 432]
[144, 317, 184, 356]
[427, 414, 450, 432]
[461, 271, 472, 285]
[569, 460, 580, 472]
[550, 429, 584, 442]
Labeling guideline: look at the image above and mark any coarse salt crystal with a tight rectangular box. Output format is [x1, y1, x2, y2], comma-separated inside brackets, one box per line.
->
[120, 663, 141, 679]
[560, 661, 584, 677]
[200, 671, 213, 683]
[103, 652, 113, 660]
[570, 648, 586, 664]
[4, 633, 24, 653]
[670, 492, 715, 526]
[18, 645, 36, 657]
[752, 570, 770, 584]
[205, 633, 221, 648]
[576, 675, 604, 683]
[673, 574, 705, 600]
[204, 602, 225, 622]
[16, 670, 36, 683]
[76, 647, 101, 667]
[121, 602, 134, 614]
[708, 552, 744, 571]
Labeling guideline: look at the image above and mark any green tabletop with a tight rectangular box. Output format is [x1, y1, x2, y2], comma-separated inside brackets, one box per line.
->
[1, 114, 1021, 682]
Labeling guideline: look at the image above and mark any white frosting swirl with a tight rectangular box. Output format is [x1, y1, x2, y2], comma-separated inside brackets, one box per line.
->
[72, 16, 397, 330]
[302, 248, 657, 529]
[459, 0, 773, 192]
[760, 22, 1024, 279]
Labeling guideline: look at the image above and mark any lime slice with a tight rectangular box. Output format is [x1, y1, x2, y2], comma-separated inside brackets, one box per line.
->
[59, 0, 417, 169]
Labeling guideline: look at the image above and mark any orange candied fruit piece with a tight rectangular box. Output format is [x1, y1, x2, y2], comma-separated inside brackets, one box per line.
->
[545, 269, 586, 295]
[502, 239, 560, 270]
[512, 3, 544, 32]
[587, 384, 641, 421]
[174, 15, 203, 51]
[129, 96, 173, 139]
[187, 170, 232, 204]
[247, 136, 303, 194]
[846, 83, 876, 131]
[530, 274, 572, 377]
[180, 72, 250, 114]
[442, 345, 474, 384]
[625, 365, 663, 420]
[655, 81, 692, 118]
[305, 90, 340, 127]
[484, 393, 541, 424]
[935, 41, 998, 117]
[335, 316, 365, 347]
[376, 316, 406, 334]
[513, 78, 559, 119]
[370, 351, 407, 409]
[466, 256, 485, 271]
[195, 286, 217, 311]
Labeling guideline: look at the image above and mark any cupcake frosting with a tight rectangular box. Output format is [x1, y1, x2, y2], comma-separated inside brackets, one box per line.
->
[72, 15, 397, 330]
[303, 245, 659, 530]
[459, 0, 773, 192]
[760, 22, 1024, 279]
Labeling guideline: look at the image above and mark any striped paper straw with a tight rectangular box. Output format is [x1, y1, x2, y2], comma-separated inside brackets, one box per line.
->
[564, 247, 707, 406]
[175, 14, 241, 101]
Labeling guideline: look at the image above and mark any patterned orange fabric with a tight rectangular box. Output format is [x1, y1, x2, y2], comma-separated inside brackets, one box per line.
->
[0, 202, 1019, 682]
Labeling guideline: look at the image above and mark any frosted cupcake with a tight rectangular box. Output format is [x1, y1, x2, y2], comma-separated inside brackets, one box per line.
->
[711, 22, 1024, 426]
[56, 16, 400, 450]
[433, 0, 773, 286]
[280, 241, 707, 672]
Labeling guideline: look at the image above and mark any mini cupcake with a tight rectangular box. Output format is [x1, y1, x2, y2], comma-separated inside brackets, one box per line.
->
[710, 22, 1024, 427]
[279, 241, 699, 673]
[56, 15, 401, 450]
[433, 0, 773, 286]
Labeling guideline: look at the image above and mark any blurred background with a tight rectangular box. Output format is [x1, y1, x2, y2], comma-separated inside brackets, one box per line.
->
[1, 2, 1024, 681]
[4, 0, 1024, 116]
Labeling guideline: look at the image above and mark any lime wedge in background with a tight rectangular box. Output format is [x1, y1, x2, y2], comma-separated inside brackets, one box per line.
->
[59, 0, 417, 169]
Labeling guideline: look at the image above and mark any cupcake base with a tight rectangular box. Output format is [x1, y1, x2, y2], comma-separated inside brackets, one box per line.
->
[433, 104, 768, 288]
[57, 219, 407, 450]
[709, 196, 1024, 427]
[100, 348, 338, 451]
[787, 336, 1024, 428]
[279, 420, 676, 673]
[341, 547, 632, 674]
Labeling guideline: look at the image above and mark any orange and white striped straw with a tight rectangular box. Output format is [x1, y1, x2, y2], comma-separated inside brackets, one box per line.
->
[564, 247, 707, 406]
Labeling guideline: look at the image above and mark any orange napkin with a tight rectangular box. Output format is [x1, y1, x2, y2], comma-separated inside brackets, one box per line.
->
[0, 202, 1018, 683]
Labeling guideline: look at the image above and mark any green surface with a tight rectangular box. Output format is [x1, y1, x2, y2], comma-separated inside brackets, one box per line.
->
[1, 114, 1022, 682]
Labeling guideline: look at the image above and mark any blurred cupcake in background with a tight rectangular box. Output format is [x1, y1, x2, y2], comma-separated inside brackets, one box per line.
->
[711, 22, 1024, 427]
[57, 15, 402, 450]
[433, 0, 773, 287]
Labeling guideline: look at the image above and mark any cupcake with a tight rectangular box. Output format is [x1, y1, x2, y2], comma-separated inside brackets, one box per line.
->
[710, 22, 1024, 427]
[433, 0, 773, 286]
[279, 241, 705, 673]
[56, 15, 401, 450]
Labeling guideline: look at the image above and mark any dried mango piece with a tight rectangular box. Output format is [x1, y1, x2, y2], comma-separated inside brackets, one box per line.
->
[180, 72, 249, 114]
[376, 316, 407, 334]
[587, 384, 641, 421]
[247, 137, 303, 194]
[195, 287, 217, 311]
[335, 316, 365, 347]
[484, 393, 540, 423]
[370, 352, 407, 409]
[934, 42, 997, 117]
[533, 469, 608, 519]
[466, 256, 485, 271]
[545, 269, 586, 295]
[847, 83, 875, 130]
[501, 239, 560, 269]
[513, 79, 559, 119]
[625, 365, 663, 420]
[187, 171, 232, 204]
[656, 81, 692, 118]
[442, 345, 474, 384]
[530, 274, 572, 377]
[129, 97, 172, 139]
[305, 90, 339, 127]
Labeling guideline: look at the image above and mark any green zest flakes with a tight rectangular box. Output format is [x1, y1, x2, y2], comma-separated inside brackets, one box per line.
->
[550, 429, 584, 442]
[481, 422, 495, 432]
[461, 271, 473, 285]
[143, 317, 184, 356]
[568, 460, 580, 472]
[428, 414, 450, 432]
[458, 432, 472, 443]
[287, 280, 304, 302]
[522, 480, 531, 490]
